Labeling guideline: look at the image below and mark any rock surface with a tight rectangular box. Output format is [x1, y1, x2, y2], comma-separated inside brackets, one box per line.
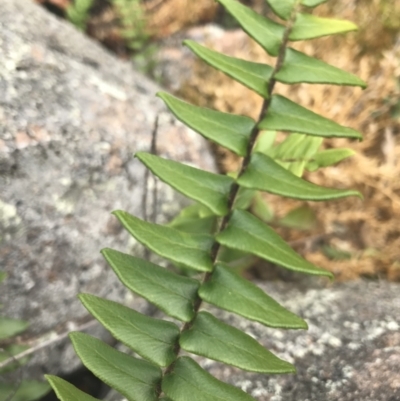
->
[0, 0, 215, 381]
[206, 279, 400, 401]
[105, 279, 400, 401]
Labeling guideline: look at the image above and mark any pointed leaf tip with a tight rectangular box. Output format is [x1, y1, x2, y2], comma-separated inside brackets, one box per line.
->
[46, 376, 100, 401]
[157, 92, 255, 156]
[70, 332, 162, 401]
[217, 210, 333, 278]
[216, 0, 284, 56]
[101, 248, 200, 322]
[238, 152, 362, 201]
[199, 264, 308, 329]
[180, 311, 296, 373]
[259, 95, 363, 139]
[112, 210, 214, 272]
[136, 152, 233, 216]
[290, 13, 358, 41]
[79, 294, 180, 367]
[183, 41, 273, 98]
[276, 49, 367, 88]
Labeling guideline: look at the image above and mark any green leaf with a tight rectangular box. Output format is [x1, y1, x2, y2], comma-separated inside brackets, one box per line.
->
[180, 311, 295, 373]
[216, 210, 333, 277]
[46, 375, 101, 401]
[184, 41, 273, 98]
[217, 246, 258, 273]
[162, 356, 255, 401]
[267, 133, 322, 177]
[102, 248, 199, 322]
[259, 95, 362, 139]
[307, 148, 355, 171]
[0, 381, 50, 401]
[168, 203, 214, 221]
[70, 333, 162, 401]
[254, 130, 277, 154]
[169, 215, 216, 235]
[0, 272, 6, 284]
[266, 0, 296, 20]
[322, 245, 352, 261]
[251, 192, 274, 222]
[233, 187, 256, 210]
[158, 93, 255, 157]
[290, 13, 358, 41]
[113, 211, 214, 272]
[279, 205, 317, 230]
[0, 317, 29, 340]
[199, 264, 307, 329]
[216, 0, 284, 56]
[237, 153, 361, 201]
[302, 0, 328, 6]
[79, 294, 179, 367]
[137, 152, 233, 216]
[271, 134, 322, 161]
[275, 48, 367, 88]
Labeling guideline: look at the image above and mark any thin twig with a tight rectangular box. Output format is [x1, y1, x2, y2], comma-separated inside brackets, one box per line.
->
[0, 347, 23, 401]
[0, 320, 98, 371]
[150, 116, 159, 224]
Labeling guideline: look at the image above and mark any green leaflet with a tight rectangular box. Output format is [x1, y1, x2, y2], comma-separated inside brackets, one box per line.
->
[136, 152, 233, 216]
[180, 311, 295, 373]
[79, 294, 180, 367]
[169, 215, 216, 235]
[199, 264, 306, 329]
[266, 0, 295, 20]
[113, 211, 214, 272]
[101, 248, 199, 322]
[269, 134, 323, 177]
[216, 0, 284, 56]
[270, 133, 323, 160]
[254, 130, 277, 154]
[158, 93, 254, 157]
[259, 95, 362, 139]
[302, 0, 328, 6]
[0, 317, 29, 340]
[167, 203, 216, 234]
[307, 148, 356, 171]
[251, 192, 274, 222]
[290, 13, 358, 41]
[216, 210, 333, 277]
[275, 48, 367, 88]
[184, 40, 273, 98]
[279, 205, 317, 230]
[237, 152, 361, 201]
[46, 376, 100, 401]
[162, 357, 255, 401]
[70, 333, 162, 401]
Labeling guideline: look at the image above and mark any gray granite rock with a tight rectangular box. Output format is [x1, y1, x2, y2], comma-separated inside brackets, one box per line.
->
[0, 0, 215, 381]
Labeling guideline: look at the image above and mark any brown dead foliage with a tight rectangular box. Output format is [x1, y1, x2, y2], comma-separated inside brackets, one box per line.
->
[175, 1, 400, 281]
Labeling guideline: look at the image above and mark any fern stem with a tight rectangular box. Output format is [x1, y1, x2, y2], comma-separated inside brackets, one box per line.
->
[158, 4, 300, 394]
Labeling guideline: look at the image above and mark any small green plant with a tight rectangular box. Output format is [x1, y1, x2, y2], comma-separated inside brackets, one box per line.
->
[66, 0, 94, 31]
[0, 272, 50, 401]
[112, 0, 149, 52]
[46, 1, 366, 400]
